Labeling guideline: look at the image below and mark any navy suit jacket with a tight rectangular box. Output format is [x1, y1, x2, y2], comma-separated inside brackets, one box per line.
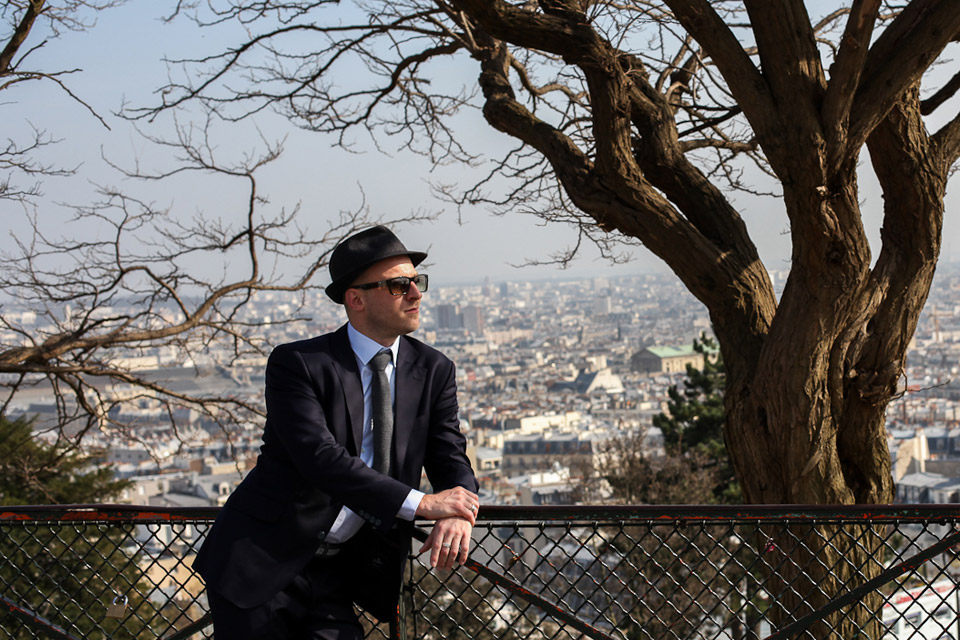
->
[194, 324, 477, 611]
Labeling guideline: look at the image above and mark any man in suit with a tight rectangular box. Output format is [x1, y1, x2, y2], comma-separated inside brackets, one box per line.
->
[194, 226, 480, 639]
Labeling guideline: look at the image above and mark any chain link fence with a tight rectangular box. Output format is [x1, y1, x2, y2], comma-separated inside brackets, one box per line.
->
[2, 505, 959, 639]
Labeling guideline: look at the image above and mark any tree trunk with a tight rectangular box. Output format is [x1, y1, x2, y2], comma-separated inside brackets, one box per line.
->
[721, 91, 945, 507]
[718, 93, 946, 637]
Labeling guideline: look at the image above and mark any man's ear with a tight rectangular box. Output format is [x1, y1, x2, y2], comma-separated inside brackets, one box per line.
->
[343, 288, 364, 312]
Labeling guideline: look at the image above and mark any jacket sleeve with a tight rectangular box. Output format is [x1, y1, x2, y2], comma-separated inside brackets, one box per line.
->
[263, 343, 410, 530]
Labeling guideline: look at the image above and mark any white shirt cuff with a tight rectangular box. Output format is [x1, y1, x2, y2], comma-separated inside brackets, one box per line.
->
[398, 489, 425, 521]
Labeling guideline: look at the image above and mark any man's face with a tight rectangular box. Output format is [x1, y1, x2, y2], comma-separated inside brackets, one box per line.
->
[346, 255, 423, 345]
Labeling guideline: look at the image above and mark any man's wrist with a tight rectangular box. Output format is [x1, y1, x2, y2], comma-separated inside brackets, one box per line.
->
[398, 488, 425, 521]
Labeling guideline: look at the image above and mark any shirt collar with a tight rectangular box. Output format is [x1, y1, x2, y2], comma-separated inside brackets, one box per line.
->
[347, 322, 400, 367]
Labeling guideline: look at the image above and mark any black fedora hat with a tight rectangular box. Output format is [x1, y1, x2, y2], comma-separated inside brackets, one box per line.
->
[325, 226, 427, 303]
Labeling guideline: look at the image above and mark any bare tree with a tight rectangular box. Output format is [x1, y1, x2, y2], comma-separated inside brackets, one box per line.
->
[127, 1, 960, 634]
[0, 116, 418, 452]
[1, 0, 123, 202]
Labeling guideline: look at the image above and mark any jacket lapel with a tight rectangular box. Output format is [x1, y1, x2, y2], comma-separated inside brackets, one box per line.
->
[394, 337, 426, 477]
[330, 325, 365, 455]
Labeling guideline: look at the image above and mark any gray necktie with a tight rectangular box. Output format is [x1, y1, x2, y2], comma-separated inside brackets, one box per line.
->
[370, 349, 394, 475]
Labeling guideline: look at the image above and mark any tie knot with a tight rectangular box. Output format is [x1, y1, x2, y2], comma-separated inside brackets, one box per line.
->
[371, 350, 392, 371]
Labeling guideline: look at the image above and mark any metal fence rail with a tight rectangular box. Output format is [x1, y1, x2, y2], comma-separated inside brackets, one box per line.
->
[2, 505, 959, 639]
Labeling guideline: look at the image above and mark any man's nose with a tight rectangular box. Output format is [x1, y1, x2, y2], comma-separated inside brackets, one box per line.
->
[406, 282, 423, 300]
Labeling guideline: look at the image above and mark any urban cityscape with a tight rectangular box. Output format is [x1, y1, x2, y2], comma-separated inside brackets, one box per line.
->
[4, 265, 959, 510]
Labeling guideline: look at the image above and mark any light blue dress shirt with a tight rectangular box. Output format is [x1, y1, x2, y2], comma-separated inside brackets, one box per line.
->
[324, 323, 425, 543]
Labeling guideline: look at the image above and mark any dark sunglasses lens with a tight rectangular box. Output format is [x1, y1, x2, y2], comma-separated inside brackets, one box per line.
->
[386, 275, 428, 295]
[385, 278, 405, 295]
[414, 274, 428, 292]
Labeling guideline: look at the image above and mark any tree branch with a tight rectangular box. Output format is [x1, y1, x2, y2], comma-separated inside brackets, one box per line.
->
[921, 69, 960, 116]
[849, 0, 960, 152]
[821, 0, 882, 164]
[932, 110, 960, 166]
[662, 0, 778, 146]
[743, 0, 826, 116]
[446, 0, 587, 56]
[0, 0, 45, 75]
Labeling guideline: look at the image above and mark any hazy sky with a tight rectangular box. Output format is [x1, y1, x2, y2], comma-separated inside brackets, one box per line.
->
[2, 3, 958, 291]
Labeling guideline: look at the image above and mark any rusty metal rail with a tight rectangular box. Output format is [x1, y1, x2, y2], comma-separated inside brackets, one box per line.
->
[2, 505, 959, 639]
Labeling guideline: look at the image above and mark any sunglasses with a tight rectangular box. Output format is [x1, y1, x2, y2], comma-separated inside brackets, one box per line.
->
[351, 274, 428, 296]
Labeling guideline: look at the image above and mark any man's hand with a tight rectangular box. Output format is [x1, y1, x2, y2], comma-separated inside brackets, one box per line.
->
[416, 486, 479, 525]
[418, 516, 473, 569]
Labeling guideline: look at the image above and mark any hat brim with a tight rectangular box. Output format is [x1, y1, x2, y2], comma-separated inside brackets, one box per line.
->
[325, 250, 427, 303]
